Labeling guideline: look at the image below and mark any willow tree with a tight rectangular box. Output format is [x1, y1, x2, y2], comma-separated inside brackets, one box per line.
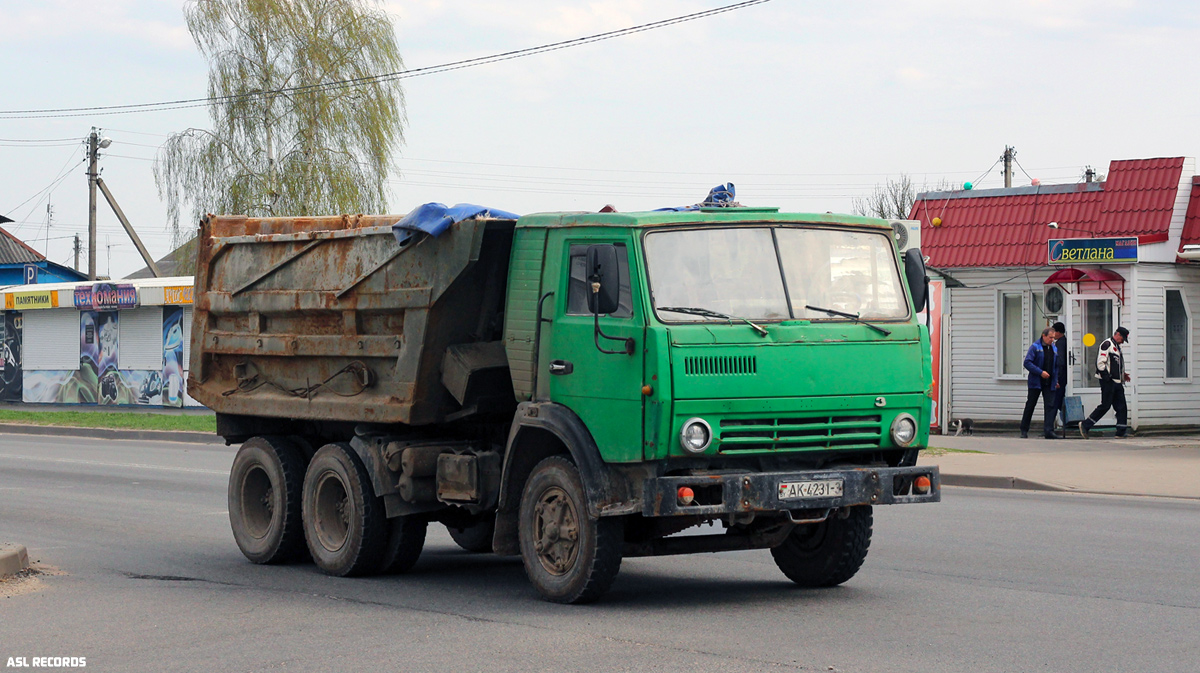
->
[155, 0, 405, 245]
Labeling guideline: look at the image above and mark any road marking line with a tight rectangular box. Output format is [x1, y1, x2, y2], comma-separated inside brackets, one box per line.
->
[0, 453, 227, 476]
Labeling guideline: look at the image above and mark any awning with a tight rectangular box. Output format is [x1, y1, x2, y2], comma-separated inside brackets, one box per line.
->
[1044, 267, 1126, 304]
[1043, 267, 1125, 284]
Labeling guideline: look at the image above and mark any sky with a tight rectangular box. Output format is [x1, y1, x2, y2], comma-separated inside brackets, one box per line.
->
[1, 0, 1197, 278]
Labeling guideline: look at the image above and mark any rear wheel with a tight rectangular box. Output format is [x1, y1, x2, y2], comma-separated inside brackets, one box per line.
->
[447, 517, 496, 553]
[771, 505, 872, 587]
[302, 443, 386, 577]
[518, 457, 622, 604]
[378, 516, 428, 574]
[228, 436, 307, 564]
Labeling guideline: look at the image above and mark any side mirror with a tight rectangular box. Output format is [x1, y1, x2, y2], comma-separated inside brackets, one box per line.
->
[904, 248, 928, 313]
[586, 244, 621, 315]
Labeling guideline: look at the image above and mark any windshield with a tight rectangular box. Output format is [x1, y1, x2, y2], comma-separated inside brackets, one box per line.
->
[644, 226, 909, 322]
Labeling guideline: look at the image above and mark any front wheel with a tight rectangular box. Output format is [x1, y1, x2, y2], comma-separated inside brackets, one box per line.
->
[518, 457, 622, 604]
[771, 505, 872, 587]
[301, 443, 387, 577]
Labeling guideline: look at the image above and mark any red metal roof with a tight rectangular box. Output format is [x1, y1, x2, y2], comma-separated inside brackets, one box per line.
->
[1180, 176, 1200, 258]
[909, 157, 1186, 268]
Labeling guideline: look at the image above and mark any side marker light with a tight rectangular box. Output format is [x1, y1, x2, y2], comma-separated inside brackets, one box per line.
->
[677, 487, 695, 506]
[913, 475, 932, 495]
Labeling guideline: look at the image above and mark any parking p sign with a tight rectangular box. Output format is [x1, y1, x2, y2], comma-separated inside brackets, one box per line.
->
[23, 264, 38, 285]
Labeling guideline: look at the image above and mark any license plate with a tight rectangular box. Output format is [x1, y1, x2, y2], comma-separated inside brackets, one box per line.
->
[778, 479, 844, 500]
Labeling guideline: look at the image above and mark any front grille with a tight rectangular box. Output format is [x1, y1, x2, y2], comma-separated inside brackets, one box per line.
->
[683, 355, 757, 376]
[717, 415, 883, 452]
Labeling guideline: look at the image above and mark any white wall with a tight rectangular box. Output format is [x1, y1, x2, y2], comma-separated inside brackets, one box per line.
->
[944, 267, 1045, 422]
[1128, 263, 1200, 426]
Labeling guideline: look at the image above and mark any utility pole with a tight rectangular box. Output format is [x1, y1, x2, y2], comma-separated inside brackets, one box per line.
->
[45, 201, 53, 256]
[73, 233, 81, 272]
[1002, 145, 1016, 189]
[87, 128, 99, 280]
[82, 128, 161, 278]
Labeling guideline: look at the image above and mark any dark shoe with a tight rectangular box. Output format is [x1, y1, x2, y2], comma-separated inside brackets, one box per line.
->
[1079, 424, 1090, 439]
[1020, 432, 1028, 439]
[1043, 434, 1058, 440]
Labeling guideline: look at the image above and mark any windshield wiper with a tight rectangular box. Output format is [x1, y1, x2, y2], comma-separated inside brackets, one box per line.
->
[658, 306, 769, 337]
[804, 305, 892, 336]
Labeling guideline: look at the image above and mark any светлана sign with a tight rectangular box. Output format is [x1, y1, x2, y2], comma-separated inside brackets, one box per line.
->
[1048, 237, 1138, 265]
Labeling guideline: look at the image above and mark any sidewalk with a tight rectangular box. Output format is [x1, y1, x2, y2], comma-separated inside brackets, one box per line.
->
[921, 433, 1200, 499]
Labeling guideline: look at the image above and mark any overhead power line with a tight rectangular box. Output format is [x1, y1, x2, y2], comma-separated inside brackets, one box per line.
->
[0, 0, 772, 120]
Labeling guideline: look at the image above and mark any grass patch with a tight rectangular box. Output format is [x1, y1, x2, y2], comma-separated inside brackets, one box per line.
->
[0, 409, 216, 433]
[923, 446, 989, 457]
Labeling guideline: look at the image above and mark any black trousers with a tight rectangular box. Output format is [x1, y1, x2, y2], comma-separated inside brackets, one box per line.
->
[1083, 379, 1129, 436]
[1020, 386, 1056, 437]
[1053, 386, 1066, 428]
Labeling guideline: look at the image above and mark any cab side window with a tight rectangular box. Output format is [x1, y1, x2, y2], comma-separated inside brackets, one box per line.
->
[566, 244, 633, 317]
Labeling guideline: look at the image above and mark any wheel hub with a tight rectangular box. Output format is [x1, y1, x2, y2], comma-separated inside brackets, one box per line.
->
[533, 486, 579, 576]
[313, 470, 351, 552]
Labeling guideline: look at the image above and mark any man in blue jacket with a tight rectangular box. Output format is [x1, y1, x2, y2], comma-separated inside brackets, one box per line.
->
[1020, 327, 1060, 439]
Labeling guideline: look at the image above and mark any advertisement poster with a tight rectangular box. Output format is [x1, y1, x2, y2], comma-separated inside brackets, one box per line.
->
[162, 306, 185, 408]
[1, 312, 22, 402]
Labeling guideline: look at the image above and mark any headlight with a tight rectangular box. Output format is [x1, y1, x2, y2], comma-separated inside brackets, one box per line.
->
[679, 418, 712, 453]
[891, 413, 917, 447]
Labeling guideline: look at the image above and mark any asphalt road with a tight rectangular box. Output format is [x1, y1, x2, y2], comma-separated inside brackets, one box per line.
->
[1, 433, 1197, 673]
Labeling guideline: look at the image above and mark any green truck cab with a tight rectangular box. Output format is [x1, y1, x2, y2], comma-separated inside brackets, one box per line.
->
[192, 206, 939, 604]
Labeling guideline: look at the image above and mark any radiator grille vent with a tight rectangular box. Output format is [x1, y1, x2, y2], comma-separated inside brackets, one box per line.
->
[683, 355, 757, 376]
[717, 415, 883, 452]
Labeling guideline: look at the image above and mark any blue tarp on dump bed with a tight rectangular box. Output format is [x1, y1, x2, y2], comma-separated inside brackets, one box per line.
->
[392, 203, 520, 245]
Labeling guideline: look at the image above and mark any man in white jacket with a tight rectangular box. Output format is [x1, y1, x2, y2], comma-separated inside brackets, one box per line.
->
[1080, 326, 1131, 438]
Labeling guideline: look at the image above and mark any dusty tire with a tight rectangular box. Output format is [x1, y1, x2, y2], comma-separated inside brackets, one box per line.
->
[302, 443, 386, 577]
[771, 505, 873, 587]
[378, 516, 428, 574]
[447, 517, 496, 554]
[228, 436, 307, 564]
[518, 457, 622, 604]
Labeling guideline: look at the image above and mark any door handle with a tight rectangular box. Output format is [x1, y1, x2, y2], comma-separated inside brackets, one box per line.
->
[549, 360, 574, 375]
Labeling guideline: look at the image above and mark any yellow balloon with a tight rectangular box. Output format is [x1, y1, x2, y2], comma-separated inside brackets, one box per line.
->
[1082, 333, 1096, 348]
[932, 217, 943, 227]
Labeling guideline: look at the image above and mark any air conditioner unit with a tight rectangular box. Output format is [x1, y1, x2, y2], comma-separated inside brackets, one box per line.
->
[1043, 285, 1065, 316]
[889, 219, 922, 253]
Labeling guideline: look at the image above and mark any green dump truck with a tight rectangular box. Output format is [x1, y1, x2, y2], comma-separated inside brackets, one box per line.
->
[190, 205, 940, 603]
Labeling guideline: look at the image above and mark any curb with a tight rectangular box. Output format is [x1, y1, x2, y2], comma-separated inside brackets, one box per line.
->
[0, 544, 30, 577]
[940, 474, 1066, 491]
[0, 423, 224, 445]
[941, 473, 1200, 500]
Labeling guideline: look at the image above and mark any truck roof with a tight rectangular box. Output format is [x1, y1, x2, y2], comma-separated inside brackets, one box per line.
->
[514, 208, 893, 230]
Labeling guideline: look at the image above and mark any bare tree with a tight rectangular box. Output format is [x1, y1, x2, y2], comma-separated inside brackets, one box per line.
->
[852, 174, 917, 220]
[154, 0, 406, 247]
[853, 175, 956, 220]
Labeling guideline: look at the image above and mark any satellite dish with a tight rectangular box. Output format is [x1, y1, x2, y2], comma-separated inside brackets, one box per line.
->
[892, 220, 909, 249]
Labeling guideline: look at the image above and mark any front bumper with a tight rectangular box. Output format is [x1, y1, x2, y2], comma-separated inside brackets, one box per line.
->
[642, 465, 939, 517]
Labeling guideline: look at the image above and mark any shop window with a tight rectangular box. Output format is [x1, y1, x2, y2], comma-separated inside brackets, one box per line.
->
[1166, 289, 1189, 379]
[999, 292, 1024, 376]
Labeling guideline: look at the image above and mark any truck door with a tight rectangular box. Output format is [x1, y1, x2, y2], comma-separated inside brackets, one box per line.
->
[546, 241, 646, 463]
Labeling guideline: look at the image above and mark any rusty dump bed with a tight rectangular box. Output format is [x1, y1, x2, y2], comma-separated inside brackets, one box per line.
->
[188, 214, 516, 426]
